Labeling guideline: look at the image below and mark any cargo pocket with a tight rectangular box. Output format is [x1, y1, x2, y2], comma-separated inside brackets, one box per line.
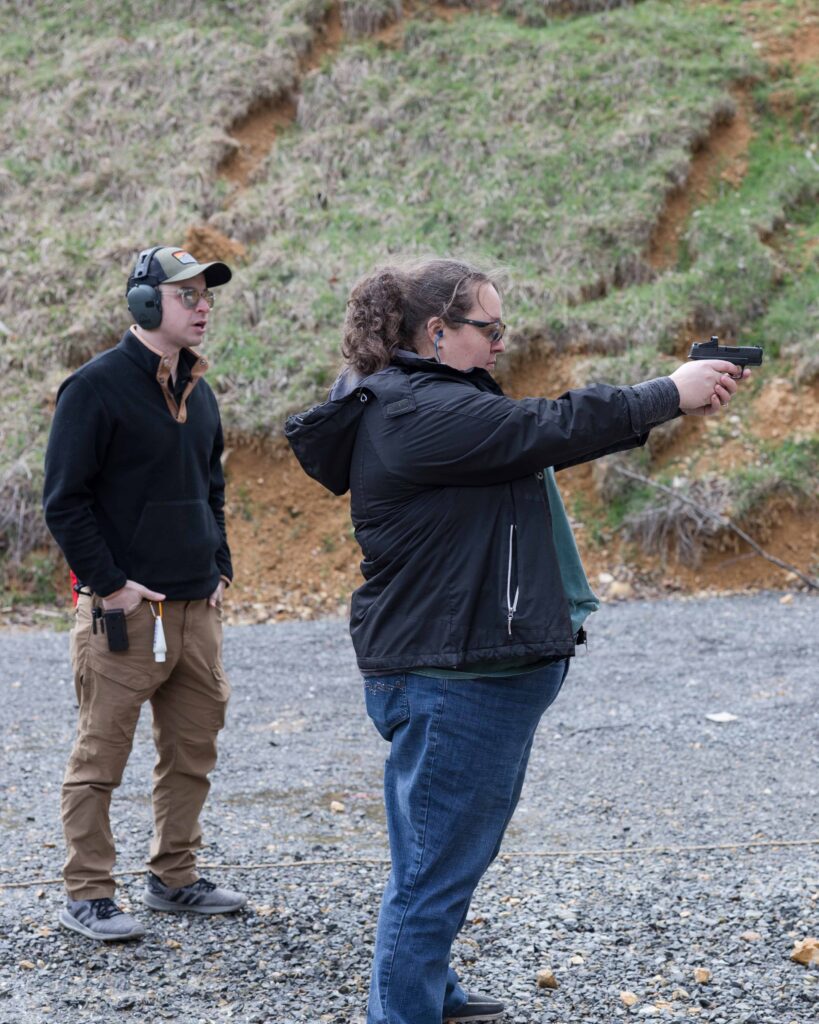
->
[86, 602, 156, 691]
[86, 650, 156, 695]
[211, 663, 231, 702]
[364, 674, 409, 742]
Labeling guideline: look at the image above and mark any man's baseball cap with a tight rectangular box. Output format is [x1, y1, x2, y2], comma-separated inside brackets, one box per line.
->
[127, 246, 232, 292]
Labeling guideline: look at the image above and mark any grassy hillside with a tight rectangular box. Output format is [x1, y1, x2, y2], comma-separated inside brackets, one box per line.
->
[1, 0, 817, 601]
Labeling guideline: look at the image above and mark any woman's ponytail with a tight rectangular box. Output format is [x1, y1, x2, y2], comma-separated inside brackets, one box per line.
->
[342, 268, 407, 375]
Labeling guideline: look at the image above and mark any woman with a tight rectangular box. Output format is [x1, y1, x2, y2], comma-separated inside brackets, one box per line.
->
[285, 258, 748, 1024]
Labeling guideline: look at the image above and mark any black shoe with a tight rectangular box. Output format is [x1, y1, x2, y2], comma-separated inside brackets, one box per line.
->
[143, 872, 247, 914]
[444, 990, 506, 1022]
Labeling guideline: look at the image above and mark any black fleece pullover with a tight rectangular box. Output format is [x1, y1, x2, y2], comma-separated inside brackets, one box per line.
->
[43, 330, 232, 600]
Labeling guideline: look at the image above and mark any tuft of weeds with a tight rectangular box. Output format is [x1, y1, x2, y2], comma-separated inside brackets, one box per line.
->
[341, 0, 402, 38]
[621, 475, 734, 566]
[620, 438, 818, 565]
[500, 0, 644, 27]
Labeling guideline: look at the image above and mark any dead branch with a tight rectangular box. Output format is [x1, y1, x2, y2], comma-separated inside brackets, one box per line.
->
[612, 465, 818, 591]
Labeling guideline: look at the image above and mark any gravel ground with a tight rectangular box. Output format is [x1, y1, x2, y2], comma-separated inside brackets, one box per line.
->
[0, 594, 817, 1024]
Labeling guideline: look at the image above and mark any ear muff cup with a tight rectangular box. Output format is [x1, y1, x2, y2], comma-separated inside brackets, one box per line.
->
[127, 282, 163, 330]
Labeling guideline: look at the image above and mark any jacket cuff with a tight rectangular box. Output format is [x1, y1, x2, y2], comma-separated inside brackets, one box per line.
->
[625, 377, 680, 433]
[94, 570, 128, 599]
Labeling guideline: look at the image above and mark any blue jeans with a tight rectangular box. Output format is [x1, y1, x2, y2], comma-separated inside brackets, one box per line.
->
[364, 660, 570, 1024]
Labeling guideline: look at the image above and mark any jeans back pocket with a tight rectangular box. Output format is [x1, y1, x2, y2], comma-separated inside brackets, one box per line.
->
[363, 674, 409, 742]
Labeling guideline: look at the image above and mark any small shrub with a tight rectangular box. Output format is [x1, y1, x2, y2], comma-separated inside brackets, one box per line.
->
[622, 474, 733, 565]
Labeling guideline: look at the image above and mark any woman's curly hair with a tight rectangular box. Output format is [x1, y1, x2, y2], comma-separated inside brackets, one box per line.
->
[342, 258, 501, 376]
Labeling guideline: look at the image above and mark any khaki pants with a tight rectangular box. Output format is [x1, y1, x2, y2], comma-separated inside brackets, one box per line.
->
[63, 595, 230, 900]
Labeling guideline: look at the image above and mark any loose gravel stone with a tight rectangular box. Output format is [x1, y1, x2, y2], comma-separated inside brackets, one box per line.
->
[0, 594, 816, 1023]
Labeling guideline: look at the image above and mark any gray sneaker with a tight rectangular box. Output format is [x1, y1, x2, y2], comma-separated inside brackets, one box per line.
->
[59, 897, 146, 942]
[143, 872, 247, 914]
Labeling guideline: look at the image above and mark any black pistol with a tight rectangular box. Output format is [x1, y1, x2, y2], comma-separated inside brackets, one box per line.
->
[688, 336, 763, 379]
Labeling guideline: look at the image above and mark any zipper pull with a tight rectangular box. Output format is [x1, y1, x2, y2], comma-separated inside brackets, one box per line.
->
[507, 610, 513, 637]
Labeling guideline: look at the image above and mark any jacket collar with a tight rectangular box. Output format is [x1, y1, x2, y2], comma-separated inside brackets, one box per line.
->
[390, 349, 503, 395]
[116, 329, 208, 424]
[117, 329, 205, 379]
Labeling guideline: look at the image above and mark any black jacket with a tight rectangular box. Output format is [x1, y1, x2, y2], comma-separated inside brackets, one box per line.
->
[285, 352, 678, 672]
[43, 330, 232, 600]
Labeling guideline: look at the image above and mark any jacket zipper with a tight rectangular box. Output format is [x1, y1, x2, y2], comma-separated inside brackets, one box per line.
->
[506, 480, 521, 636]
[506, 523, 519, 636]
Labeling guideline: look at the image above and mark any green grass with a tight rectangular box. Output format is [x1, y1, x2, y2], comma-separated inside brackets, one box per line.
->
[1, 0, 817, 584]
[563, 90, 818, 382]
[210, 2, 759, 427]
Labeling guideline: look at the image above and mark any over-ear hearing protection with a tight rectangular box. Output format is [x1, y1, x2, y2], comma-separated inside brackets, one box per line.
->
[126, 246, 164, 330]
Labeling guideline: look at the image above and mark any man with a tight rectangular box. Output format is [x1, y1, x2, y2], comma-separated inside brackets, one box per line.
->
[43, 245, 246, 941]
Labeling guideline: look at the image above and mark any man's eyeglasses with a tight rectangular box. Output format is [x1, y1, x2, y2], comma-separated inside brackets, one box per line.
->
[163, 286, 215, 310]
[448, 316, 506, 343]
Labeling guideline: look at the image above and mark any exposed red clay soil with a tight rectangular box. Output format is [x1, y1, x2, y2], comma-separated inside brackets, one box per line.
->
[218, 96, 299, 188]
[183, 225, 247, 264]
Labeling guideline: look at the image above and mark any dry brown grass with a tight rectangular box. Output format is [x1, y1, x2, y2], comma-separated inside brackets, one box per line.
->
[622, 475, 733, 565]
[500, 0, 643, 24]
[341, 0, 403, 37]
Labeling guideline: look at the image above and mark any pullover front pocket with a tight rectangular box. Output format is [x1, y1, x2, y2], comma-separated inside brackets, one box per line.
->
[127, 500, 220, 585]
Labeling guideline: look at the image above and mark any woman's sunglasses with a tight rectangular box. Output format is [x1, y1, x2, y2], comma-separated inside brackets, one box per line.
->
[448, 316, 506, 343]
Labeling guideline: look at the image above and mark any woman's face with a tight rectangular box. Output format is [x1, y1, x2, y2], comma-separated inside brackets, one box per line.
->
[428, 283, 506, 374]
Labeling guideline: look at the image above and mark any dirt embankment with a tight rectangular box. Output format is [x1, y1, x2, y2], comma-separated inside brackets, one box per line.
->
[11, 0, 813, 628]
[209, 1, 818, 624]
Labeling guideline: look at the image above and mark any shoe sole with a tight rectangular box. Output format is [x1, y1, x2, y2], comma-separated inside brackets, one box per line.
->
[143, 892, 247, 914]
[444, 1015, 504, 1023]
[58, 909, 145, 942]
[444, 1016, 504, 1023]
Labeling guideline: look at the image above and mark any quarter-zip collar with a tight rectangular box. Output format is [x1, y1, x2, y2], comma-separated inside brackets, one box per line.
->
[117, 329, 208, 423]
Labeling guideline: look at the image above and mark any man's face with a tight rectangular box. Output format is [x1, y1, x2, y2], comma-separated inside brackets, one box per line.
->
[155, 272, 212, 349]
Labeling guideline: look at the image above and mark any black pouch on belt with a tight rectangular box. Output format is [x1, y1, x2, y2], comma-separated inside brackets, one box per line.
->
[102, 609, 129, 652]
